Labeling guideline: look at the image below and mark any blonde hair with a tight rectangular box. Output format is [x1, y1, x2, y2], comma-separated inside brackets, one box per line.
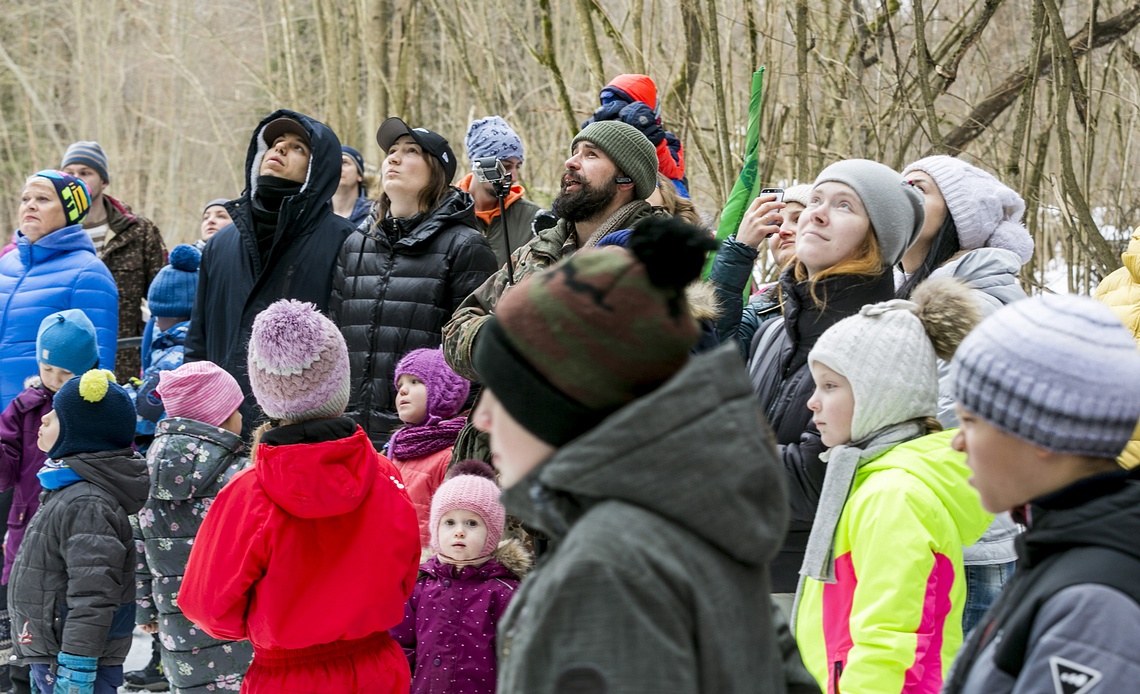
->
[653, 172, 703, 227]
[792, 227, 884, 305]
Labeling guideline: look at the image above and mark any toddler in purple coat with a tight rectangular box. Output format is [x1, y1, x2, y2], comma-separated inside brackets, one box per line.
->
[390, 460, 530, 694]
[0, 310, 99, 583]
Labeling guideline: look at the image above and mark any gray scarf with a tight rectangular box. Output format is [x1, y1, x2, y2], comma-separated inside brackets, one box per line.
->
[802, 422, 925, 570]
[791, 420, 925, 632]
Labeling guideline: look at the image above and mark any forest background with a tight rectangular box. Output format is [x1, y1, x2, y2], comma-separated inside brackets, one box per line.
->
[2, 0, 1139, 294]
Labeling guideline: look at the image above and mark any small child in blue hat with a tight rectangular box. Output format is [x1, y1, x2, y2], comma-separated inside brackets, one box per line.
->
[8, 369, 148, 694]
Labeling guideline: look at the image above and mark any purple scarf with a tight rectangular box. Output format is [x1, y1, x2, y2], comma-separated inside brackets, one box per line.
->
[388, 415, 467, 460]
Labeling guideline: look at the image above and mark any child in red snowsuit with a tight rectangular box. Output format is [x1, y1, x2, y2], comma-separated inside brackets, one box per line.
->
[180, 300, 420, 693]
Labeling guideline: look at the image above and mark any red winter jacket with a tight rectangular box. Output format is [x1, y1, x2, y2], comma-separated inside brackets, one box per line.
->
[180, 418, 420, 652]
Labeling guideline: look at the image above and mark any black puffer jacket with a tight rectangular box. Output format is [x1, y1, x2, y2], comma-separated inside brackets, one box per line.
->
[184, 109, 353, 435]
[8, 449, 148, 666]
[329, 188, 496, 446]
[747, 269, 895, 591]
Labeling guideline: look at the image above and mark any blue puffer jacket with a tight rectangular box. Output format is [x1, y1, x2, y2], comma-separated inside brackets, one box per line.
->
[0, 225, 118, 409]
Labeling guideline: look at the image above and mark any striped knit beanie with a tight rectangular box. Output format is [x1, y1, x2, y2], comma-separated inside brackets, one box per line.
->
[953, 293, 1140, 458]
[247, 300, 351, 423]
[61, 141, 110, 183]
[475, 216, 716, 446]
[157, 362, 245, 428]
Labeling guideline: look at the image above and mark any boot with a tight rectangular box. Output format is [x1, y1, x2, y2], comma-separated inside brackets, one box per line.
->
[123, 634, 168, 691]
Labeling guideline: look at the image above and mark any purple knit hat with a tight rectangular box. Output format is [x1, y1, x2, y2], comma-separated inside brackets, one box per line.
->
[247, 300, 350, 422]
[429, 460, 505, 556]
[393, 348, 470, 425]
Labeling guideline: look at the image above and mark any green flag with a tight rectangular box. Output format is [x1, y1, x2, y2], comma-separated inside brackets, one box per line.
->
[703, 68, 766, 279]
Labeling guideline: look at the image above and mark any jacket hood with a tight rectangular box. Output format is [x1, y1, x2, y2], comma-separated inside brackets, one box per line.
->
[363, 187, 476, 249]
[255, 419, 378, 519]
[66, 448, 150, 515]
[861, 429, 991, 546]
[147, 417, 247, 501]
[234, 109, 343, 238]
[1123, 231, 1140, 283]
[1021, 470, 1140, 567]
[421, 538, 532, 581]
[502, 345, 788, 565]
[931, 247, 1026, 315]
[16, 223, 95, 267]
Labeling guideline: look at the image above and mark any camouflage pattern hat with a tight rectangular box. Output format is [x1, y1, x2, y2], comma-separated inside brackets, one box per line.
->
[474, 217, 716, 446]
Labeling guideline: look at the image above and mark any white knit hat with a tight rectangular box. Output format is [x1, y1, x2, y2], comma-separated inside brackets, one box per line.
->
[809, 277, 980, 441]
[901, 156, 1034, 263]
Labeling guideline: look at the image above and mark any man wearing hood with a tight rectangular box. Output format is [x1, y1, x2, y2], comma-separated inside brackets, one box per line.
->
[185, 110, 354, 435]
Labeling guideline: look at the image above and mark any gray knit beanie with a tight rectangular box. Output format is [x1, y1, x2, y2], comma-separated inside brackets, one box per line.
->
[812, 159, 924, 268]
[902, 156, 1033, 263]
[572, 121, 657, 200]
[953, 293, 1140, 459]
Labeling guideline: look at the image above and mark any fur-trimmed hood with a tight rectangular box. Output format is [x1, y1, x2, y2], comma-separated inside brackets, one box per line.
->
[686, 280, 721, 322]
[421, 537, 533, 581]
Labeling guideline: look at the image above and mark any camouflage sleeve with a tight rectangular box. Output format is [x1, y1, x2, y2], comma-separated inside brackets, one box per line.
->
[443, 240, 546, 382]
[143, 218, 168, 289]
[442, 269, 503, 382]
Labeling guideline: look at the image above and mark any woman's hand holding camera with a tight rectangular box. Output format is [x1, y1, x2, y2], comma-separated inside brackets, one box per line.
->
[737, 194, 786, 250]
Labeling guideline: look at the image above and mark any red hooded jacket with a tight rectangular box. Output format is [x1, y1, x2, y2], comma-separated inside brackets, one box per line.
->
[180, 420, 420, 652]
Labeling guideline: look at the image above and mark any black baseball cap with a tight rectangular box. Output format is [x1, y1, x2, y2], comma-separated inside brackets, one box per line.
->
[376, 117, 457, 182]
[262, 117, 310, 148]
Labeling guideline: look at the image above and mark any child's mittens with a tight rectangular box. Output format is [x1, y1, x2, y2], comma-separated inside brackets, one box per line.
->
[54, 652, 98, 694]
[619, 102, 665, 145]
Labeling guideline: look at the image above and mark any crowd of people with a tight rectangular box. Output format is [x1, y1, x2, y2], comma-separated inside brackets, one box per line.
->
[0, 71, 1138, 694]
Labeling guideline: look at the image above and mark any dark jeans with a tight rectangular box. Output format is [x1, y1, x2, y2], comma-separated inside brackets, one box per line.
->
[962, 561, 1016, 637]
[29, 664, 123, 694]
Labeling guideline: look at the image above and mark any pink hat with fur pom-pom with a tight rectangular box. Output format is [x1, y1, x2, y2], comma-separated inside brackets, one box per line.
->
[247, 299, 350, 422]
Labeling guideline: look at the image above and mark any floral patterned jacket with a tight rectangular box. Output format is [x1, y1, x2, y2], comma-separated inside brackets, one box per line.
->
[134, 416, 252, 692]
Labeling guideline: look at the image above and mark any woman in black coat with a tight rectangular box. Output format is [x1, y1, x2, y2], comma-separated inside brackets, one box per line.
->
[329, 118, 496, 446]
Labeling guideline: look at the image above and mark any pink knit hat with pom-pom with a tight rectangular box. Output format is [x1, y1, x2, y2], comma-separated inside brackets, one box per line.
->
[429, 460, 505, 557]
[393, 348, 470, 424]
[247, 299, 350, 422]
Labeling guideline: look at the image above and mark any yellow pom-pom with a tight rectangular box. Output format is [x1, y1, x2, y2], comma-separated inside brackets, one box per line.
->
[78, 369, 115, 403]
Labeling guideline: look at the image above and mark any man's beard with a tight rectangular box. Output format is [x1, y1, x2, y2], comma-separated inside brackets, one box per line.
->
[551, 174, 618, 223]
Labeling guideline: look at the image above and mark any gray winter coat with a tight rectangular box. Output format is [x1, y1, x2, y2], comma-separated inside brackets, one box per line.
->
[135, 417, 252, 693]
[8, 449, 148, 666]
[496, 346, 793, 694]
[928, 248, 1026, 566]
[943, 471, 1140, 694]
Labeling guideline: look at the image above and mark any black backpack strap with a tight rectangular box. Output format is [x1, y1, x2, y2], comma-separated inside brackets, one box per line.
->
[991, 546, 1140, 678]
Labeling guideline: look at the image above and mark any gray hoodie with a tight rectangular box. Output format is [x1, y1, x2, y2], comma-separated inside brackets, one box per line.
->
[495, 345, 798, 694]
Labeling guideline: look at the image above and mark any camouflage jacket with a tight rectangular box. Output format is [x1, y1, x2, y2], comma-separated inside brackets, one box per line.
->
[98, 196, 167, 382]
[442, 200, 655, 381]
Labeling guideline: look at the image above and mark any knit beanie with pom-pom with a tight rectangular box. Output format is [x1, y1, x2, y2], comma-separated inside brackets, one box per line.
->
[393, 348, 470, 425]
[474, 216, 717, 447]
[902, 155, 1034, 263]
[808, 276, 981, 441]
[49, 369, 136, 459]
[247, 299, 350, 423]
[147, 244, 201, 318]
[429, 460, 505, 557]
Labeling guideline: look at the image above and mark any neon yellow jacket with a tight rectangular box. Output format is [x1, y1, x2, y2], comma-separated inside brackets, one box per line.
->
[795, 430, 992, 694]
[1094, 235, 1140, 468]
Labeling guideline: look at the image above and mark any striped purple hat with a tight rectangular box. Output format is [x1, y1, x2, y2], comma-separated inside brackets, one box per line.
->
[157, 361, 244, 428]
[247, 300, 350, 422]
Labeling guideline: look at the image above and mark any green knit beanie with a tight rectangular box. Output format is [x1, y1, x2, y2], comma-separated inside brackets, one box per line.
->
[475, 217, 716, 446]
[572, 121, 658, 200]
